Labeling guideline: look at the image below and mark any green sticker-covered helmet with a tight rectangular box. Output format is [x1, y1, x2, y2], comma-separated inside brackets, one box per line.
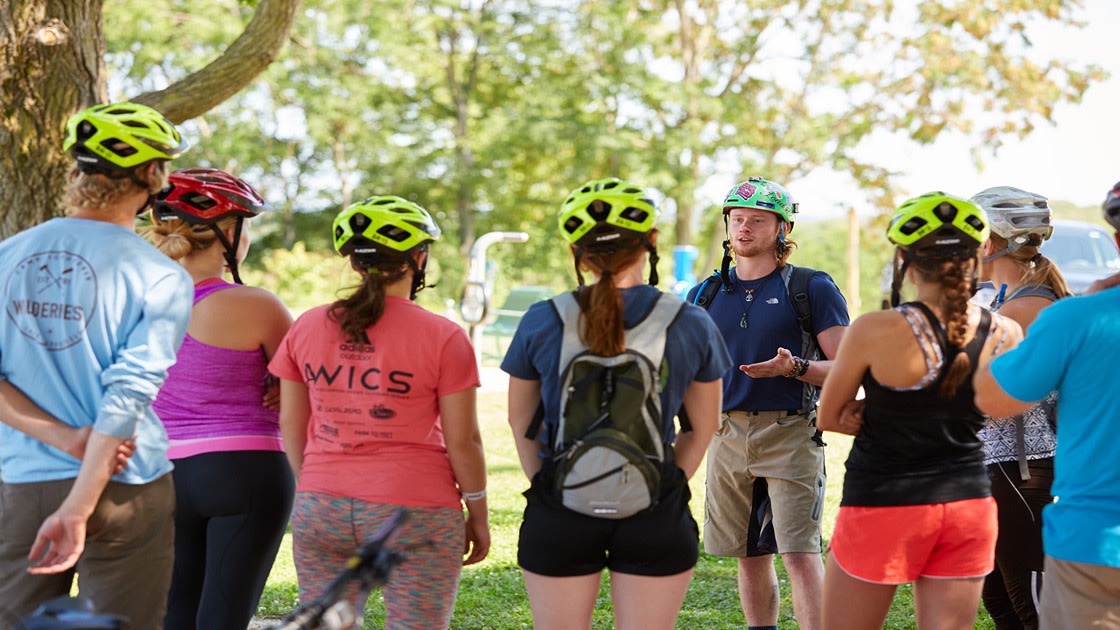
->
[887, 192, 989, 255]
[722, 177, 798, 223]
[63, 102, 188, 170]
[333, 196, 441, 257]
[558, 177, 658, 245]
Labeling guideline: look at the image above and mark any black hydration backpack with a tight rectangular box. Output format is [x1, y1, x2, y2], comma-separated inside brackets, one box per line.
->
[693, 264, 822, 409]
[528, 291, 685, 519]
[693, 264, 829, 448]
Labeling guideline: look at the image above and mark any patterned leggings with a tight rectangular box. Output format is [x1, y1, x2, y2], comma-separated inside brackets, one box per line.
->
[291, 492, 464, 629]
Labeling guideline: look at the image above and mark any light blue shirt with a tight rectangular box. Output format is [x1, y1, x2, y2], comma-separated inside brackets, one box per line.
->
[990, 290, 1120, 568]
[0, 218, 192, 485]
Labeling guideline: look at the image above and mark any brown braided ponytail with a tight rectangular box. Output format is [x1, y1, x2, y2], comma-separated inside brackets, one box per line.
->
[907, 254, 979, 396]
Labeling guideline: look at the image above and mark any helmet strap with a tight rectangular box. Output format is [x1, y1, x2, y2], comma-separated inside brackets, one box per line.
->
[644, 238, 659, 286]
[409, 247, 432, 300]
[889, 251, 911, 309]
[572, 248, 587, 287]
[719, 213, 733, 288]
[982, 238, 1017, 263]
[209, 218, 246, 285]
[134, 193, 155, 218]
[981, 247, 1010, 264]
[776, 222, 788, 259]
[982, 234, 1043, 264]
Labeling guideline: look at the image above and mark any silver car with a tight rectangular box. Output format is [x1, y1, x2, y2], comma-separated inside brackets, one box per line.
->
[1041, 220, 1120, 295]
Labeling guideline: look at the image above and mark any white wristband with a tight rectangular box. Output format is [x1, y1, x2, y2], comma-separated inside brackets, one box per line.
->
[461, 489, 487, 501]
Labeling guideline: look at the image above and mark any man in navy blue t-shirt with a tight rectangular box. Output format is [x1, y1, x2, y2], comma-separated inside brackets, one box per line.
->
[687, 178, 849, 630]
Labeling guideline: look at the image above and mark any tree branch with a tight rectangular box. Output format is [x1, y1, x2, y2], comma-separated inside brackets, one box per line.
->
[132, 0, 301, 123]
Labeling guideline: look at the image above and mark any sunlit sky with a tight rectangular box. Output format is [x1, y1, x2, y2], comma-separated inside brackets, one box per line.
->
[722, 0, 1120, 221]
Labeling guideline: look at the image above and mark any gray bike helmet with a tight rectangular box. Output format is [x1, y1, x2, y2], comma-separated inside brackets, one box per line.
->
[969, 186, 1053, 262]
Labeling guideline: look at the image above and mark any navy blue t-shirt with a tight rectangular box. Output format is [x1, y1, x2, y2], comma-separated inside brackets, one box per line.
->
[685, 266, 849, 412]
[501, 285, 731, 446]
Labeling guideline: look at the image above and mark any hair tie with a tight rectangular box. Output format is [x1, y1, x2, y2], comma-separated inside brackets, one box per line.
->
[1030, 253, 1042, 266]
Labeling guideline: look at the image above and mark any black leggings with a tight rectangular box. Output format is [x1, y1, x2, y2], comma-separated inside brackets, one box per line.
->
[164, 450, 295, 630]
[982, 458, 1054, 630]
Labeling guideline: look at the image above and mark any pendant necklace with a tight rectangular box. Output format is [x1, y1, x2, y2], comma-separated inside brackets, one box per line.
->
[735, 273, 771, 329]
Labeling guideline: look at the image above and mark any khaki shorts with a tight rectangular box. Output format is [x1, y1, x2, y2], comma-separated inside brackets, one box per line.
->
[0, 474, 175, 628]
[1040, 555, 1120, 629]
[704, 410, 825, 557]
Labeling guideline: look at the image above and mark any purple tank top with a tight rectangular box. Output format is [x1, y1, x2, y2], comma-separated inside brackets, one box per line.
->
[153, 279, 283, 459]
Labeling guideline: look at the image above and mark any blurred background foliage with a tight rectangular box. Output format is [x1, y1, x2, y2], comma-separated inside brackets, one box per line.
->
[101, 0, 1104, 316]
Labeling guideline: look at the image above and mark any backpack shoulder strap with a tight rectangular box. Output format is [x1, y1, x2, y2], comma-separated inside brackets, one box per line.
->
[1004, 283, 1060, 304]
[553, 291, 584, 370]
[625, 292, 686, 360]
[784, 264, 815, 337]
[692, 271, 724, 310]
[964, 308, 992, 365]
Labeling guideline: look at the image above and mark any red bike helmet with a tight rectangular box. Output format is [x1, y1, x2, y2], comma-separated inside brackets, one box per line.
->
[153, 168, 271, 224]
[151, 168, 272, 284]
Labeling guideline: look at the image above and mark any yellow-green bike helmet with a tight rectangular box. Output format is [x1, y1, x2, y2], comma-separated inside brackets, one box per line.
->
[558, 177, 661, 285]
[887, 192, 989, 257]
[558, 177, 658, 246]
[63, 102, 188, 171]
[333, 195, 441, 257]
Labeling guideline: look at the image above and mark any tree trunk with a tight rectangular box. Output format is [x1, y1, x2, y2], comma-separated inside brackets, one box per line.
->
[0, 0, 300, 238]
[0, 0, 105, 239]
[675, 151, 700, 247]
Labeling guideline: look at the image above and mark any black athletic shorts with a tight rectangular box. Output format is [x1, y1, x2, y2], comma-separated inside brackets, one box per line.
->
[517, 464, 699, 577]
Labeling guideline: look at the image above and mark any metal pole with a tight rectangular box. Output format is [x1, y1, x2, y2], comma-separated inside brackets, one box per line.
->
[458, 231, 529, 362]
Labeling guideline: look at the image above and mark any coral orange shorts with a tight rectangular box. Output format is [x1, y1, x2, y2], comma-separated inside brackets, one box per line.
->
[828, 497, 997, 584]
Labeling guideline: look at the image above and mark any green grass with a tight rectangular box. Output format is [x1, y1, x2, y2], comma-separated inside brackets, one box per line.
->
[255, 390, 996, 628]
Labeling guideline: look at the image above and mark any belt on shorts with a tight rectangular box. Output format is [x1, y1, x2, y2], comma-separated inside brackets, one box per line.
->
[731, 409, 806, 418]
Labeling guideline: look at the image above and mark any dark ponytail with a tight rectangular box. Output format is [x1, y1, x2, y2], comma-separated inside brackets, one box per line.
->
[328, 250, 419, 343]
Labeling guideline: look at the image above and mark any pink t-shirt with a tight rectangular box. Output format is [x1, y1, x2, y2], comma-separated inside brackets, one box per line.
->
[269, 297, 479, 509]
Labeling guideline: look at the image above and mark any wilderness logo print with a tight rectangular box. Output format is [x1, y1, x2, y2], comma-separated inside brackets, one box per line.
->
[6, 251, 97, 350]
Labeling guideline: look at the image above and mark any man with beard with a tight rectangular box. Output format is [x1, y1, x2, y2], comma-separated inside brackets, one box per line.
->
[687, 177, 849, 630]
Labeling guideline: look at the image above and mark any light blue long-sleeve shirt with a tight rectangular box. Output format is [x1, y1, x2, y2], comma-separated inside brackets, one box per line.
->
[0, 217, 192, 484]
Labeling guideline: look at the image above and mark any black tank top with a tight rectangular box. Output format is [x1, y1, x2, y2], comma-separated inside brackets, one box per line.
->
[841, 303, 992, 507]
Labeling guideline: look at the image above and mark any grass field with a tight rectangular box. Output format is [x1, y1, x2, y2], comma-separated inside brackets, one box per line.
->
[254, 389, 997, 629]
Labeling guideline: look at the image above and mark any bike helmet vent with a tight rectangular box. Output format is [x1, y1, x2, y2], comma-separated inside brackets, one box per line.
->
[152, 168, 270, 224]
[887, 192, 989, 256]
[558, 177, 657, 245]
[63, 102, 188, 170]
[970, 186, 1052, 246]
[333, 196, 441, 257]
